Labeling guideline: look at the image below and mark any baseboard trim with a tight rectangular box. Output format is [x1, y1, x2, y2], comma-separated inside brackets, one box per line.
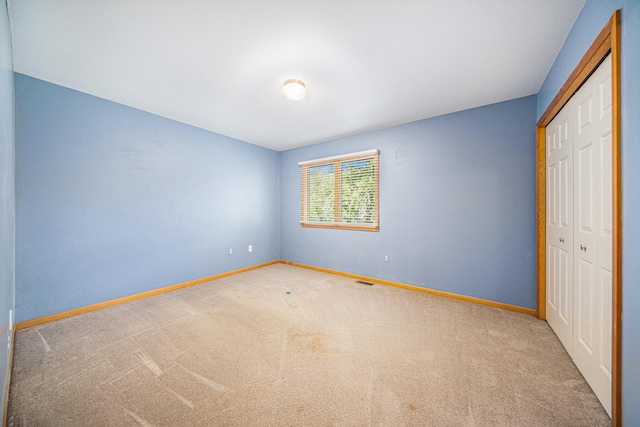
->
[13, 258, 535, 331]
[14, 260, 281, 331]
[2, 327, 15, 427]
[280, 260, 537, 316]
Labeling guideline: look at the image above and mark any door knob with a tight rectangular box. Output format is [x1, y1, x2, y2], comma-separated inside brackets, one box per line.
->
[559, 238, 564, 243]
[580, 245, 587, 251]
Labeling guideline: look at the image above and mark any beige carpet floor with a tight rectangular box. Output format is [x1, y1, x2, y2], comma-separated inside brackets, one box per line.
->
[7, 264, 610, 426]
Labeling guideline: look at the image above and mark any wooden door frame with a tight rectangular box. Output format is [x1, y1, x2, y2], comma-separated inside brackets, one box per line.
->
[536, 10, 621, 426]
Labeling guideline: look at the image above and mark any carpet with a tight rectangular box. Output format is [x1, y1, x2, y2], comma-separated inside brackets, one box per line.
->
[7, 264, 610, 426]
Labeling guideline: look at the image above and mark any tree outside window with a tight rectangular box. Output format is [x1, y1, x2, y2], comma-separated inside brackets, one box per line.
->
[300, 150, 379, 231]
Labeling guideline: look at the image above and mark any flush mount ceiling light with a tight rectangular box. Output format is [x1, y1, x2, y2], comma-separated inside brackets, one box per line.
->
[282, 79, 307, 101]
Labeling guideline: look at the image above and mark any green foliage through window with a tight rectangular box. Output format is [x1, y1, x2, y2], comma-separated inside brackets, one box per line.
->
[300, 150, 379, 231]
[308, 164, 335, 222]
[340, 159, 376, 223]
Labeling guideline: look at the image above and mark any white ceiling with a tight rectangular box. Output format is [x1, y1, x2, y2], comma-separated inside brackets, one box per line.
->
[8, 0, 586, 151]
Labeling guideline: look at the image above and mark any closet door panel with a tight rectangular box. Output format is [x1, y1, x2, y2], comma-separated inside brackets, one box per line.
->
[593, 58, 613, 414]
[558, 245, 572, 325]
[546, 105, 573, 352]
[598, 129, 613, 384]
[572, 54, 612, 416]
[599, 268, 613, 376]
[575, 256, 596, 355]
[573, 71, 599, 374]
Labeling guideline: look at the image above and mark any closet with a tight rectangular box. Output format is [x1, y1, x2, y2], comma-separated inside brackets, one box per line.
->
[545, 54, 612, 416]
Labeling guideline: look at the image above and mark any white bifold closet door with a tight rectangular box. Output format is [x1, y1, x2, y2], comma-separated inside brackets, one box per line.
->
[546, 54, 612, 416]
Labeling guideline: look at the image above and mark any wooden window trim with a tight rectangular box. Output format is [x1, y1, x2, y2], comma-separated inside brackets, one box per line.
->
[535, 10, 621, 426]
[300, 150, 379, 231]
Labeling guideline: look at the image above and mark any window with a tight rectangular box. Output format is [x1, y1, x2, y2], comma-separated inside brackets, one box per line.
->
[299, 149, 379, 231]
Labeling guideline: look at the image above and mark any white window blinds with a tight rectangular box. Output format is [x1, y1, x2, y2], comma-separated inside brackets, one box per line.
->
[299, 149, 379, 231]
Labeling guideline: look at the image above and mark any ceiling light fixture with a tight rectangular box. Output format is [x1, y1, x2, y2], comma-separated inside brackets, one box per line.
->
[282, 79, 306, 101]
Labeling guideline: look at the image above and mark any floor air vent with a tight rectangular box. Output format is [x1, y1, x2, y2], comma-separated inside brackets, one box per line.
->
[356, 280, 374, 286]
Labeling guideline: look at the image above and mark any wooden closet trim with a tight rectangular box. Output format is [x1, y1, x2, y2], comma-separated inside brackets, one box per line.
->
[535, 10, 621, 426]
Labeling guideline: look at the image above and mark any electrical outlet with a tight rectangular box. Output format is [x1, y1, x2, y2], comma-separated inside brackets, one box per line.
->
[229, 247, 233, 255]
[248, 245, 253, 252]
[384, 254, 389, 262]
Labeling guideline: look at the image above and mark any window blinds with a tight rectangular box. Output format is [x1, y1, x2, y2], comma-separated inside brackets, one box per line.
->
[299, 149, 379, 231]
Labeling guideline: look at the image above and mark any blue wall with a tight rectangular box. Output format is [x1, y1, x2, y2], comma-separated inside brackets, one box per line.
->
[14, 74, 280, 322]
[0, 0, 15, 413]
[537, 1, 640, 423]
[281, 95, 537, 309]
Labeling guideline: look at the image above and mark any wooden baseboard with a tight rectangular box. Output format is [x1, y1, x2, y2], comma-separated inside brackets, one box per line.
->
[280, 260, 537, 316]
[13, 258, 536, 332]
[14, 260, 281, 331]
[2, 327, 15, 427]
